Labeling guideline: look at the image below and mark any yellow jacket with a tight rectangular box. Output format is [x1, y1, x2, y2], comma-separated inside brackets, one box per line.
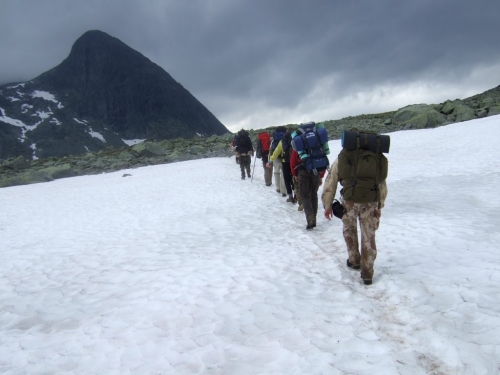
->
[269, 141, 284, 163]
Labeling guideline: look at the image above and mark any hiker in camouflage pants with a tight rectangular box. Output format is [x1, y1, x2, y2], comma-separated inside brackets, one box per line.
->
[322, 158, 387, 284]
[341, 200, 380, 280]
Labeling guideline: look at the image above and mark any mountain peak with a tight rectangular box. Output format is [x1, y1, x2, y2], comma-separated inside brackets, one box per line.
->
[0, 30, 228, 160]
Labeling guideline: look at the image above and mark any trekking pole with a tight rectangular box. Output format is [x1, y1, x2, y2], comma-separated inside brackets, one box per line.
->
[251, 153, 257, 182]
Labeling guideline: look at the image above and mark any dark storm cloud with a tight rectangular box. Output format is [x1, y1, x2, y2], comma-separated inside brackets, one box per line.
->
[1, 0, 500, 130]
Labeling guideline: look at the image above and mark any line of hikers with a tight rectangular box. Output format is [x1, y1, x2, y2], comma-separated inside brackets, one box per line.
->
[232, 123, 389, 286]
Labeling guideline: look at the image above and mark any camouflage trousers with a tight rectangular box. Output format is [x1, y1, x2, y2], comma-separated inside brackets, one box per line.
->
[342, 200, 380, 280]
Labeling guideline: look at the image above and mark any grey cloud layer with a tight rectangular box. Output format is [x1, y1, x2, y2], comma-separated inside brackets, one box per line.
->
[2, 0, 499, 129]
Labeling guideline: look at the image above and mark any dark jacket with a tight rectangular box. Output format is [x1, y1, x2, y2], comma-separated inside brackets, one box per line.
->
[235, 131, 254, 154]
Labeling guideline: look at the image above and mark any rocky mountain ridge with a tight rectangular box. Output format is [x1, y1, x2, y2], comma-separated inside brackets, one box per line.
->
[2, 83, 499, 188]
[0, 30, 228, 161]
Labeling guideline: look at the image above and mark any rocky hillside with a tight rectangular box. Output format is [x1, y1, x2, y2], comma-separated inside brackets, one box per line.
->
[319, 85, 500, 139]
[0, 30, 228, 161]
[1, 85, 499, 189]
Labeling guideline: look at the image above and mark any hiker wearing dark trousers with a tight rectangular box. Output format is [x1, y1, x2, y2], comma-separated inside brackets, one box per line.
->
[281, 130, 296, 203]
[290, 150, 303, 210]
[239, 152, 252, 179]
[256, 132, 272, 186]
[234, 129, 254, 180]
[322, 158, 388, 285]
[282, 161, 295, 202]
[290, 150, 322, 229]
[298, 170, 320, 229]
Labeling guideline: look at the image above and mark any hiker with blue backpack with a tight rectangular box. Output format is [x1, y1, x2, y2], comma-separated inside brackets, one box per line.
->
[321, 129, 389, 285]
[290, 122, 330, 230]
[265, 126, 287, 195]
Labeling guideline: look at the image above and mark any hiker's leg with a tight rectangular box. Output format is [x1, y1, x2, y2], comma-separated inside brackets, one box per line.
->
[239, 154, 246, 178]
[311, 173, 320, 220]
[342, 200, 361, 266]
[282, 162, 294, 196]
[274, 159, 282, 192]
[294, 176, 302, 205]
[299, 170, 314, 226]
[262, 154, 272, 185]
[359, 202, 379, 280]
[245, 155, 251, 176]
[279, 165, 286, 194]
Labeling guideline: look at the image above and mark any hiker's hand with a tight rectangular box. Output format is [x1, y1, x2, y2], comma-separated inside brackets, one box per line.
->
[266, 163, 272, 168]
[293, 176, 299, 184]
[374, 209, 381, 219]
[324, 208, 333, 220]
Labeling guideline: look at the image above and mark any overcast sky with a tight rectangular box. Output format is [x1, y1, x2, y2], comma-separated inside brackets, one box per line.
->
[2, 0, 500, 132]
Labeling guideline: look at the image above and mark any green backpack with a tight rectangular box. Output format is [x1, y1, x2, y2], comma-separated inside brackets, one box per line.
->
[338, 148, 388, 203]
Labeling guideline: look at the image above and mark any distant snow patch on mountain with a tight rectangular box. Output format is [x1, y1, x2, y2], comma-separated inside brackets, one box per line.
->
[30, 143, 39, 160]
[34, 110, 52, 120]
[31, 90, 58, 103]
[22, 104, 33, 113]
[89, 128, 106, 143]
[73, 118, 88, 125]
[8, 83, 25, 89]
[122, 139, 146, 146]
[0, 107, 26, 127]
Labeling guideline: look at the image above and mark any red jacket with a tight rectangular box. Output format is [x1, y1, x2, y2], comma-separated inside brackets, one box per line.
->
[290, 150, 301, 176]
[290, 149, 326, 178]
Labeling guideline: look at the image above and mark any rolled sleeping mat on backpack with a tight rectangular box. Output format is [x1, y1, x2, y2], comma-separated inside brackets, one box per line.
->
[292, 127, 329, 152]
[341, 130, 390, 153]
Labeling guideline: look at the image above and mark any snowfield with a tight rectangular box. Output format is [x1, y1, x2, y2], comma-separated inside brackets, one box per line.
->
[1, 116, 499, 374]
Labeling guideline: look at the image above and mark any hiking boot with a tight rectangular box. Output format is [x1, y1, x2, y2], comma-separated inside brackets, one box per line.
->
[247, 174, 251, 178]
[347, 259, 360, 270]
[286, 197, 295, 203]
[276, 189, 281, 194]
[282, 193, 287, 197]
[241, 176, 245, 180]
[298, 204, 304, 211]
[306, 224, 314, 230]
[363, 279, 372, 285]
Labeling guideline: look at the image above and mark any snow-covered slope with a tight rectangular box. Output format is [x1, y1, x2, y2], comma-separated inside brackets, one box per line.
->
[1, 116, 499, 374]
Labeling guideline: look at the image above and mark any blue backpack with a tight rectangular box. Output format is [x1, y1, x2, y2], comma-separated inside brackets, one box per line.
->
[270, 127, 286, 152]
[291, 122, 330, 173]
